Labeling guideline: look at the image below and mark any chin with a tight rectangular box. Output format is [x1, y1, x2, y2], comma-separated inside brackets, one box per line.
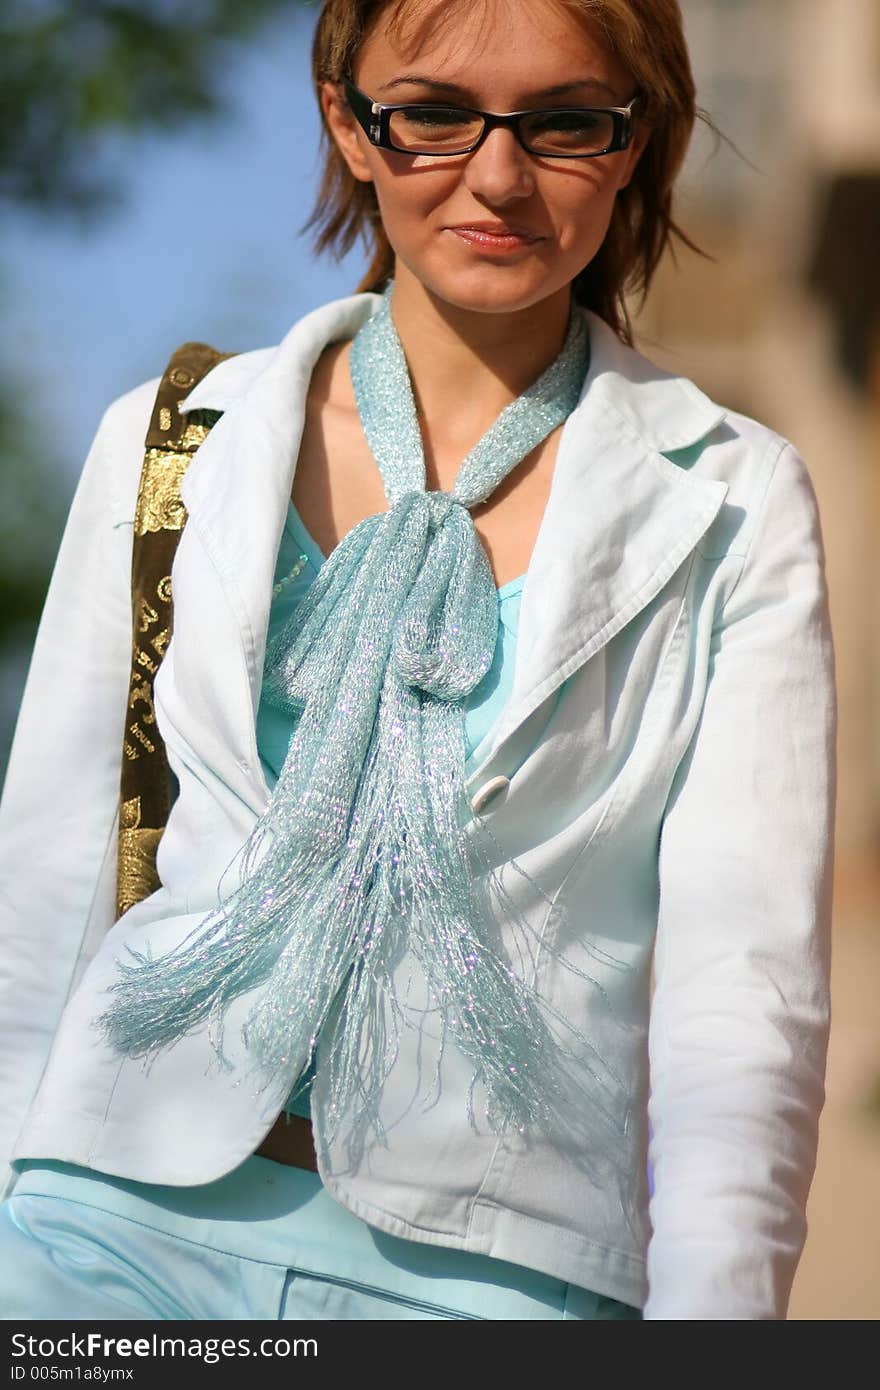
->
[408, 257, 571, 317]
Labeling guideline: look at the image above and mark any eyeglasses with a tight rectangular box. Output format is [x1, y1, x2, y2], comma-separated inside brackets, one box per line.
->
[342, 78, 642, 159]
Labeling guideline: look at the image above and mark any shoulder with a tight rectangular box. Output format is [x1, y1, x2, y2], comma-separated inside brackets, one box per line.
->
[89, 294, 382, 523]
[83, 374, 163, 527]
[586, 309, 798, 473]
[584, 312, 819, 564]
[87, 344, 274, 526]
[669, 405, 814, 565]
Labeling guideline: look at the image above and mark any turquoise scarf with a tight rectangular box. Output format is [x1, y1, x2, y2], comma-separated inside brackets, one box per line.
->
[97, 284, 632, 1190]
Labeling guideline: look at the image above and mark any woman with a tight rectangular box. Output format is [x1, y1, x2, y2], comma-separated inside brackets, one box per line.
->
[0, 0, 836, 1320]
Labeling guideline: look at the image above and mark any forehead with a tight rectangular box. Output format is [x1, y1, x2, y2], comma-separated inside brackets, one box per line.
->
[358, 0, 626, 81]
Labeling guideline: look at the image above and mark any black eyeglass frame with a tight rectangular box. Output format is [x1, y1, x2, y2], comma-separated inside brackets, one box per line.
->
[342, 77, 643, 159]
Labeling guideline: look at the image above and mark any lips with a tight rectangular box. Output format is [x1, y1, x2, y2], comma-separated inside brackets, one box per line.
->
[450, 222, 542, 240]
[448, 223, 544, 255]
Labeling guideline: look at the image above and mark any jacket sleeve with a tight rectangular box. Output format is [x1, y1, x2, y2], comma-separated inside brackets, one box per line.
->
[645, 439, 837, 1319]
[0, 382, 157, 1195]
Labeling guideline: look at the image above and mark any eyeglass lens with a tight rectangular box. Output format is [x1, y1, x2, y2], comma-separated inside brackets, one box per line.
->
[387, 106, 619, 155]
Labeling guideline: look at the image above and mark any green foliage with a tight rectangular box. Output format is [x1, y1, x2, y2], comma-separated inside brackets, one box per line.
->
[0, 382, 68, 641]
[1, 0, 301, 216]
[0, 368, 71, 783]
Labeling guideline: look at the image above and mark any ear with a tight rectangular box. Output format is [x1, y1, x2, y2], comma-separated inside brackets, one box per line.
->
[320, 80, 374, 185]
[616, 122, 651, 192]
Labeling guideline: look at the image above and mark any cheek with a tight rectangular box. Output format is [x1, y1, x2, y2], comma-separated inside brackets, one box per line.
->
[549, 171, 624, 250]
[369, 162, 460, 230]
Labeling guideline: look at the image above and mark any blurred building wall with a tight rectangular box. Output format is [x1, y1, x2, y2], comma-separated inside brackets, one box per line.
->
[633, 0, 880, 867]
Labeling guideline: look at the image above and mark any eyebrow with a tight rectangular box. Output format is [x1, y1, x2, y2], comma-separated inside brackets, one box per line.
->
[378, 76, 621, 102]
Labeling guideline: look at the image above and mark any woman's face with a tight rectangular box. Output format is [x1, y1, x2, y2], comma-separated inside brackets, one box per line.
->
[321, 0, 649, 317]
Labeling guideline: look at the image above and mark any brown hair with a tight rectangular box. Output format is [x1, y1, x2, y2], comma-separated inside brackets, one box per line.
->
[305, 0, 703, 345]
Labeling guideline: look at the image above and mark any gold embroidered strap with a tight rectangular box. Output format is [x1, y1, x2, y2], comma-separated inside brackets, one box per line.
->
[115, 342, 237, 921]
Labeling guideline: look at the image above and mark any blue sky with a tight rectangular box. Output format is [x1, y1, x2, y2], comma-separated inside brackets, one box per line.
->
[3, 5, 363, 485]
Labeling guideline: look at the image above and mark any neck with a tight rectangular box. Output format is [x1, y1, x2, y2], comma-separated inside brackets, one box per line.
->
[386, 264, 574, 470]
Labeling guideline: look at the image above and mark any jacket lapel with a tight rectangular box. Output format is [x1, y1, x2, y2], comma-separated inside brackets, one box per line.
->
[469, 314, 730, 784]
[177, 292, 382, 705]
[174, 294, 729, 798]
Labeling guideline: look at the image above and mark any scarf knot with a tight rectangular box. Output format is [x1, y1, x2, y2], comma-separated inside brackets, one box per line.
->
[392, 490, 496, 702]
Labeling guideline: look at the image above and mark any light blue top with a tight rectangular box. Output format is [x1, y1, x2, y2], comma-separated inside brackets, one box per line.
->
[256, 499, 541, 1120]
[258, 499, 528, 779]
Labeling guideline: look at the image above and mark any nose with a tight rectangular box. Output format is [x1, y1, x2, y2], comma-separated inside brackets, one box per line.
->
[462, 124, 536, 204]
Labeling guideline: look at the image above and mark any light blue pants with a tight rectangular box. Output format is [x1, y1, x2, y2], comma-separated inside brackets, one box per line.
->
[0, 1157, 641, 1321]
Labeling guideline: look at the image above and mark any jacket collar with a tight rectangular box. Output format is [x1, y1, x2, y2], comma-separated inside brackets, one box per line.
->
[176, 292, 729, 791]
[178, 292, 725, 452]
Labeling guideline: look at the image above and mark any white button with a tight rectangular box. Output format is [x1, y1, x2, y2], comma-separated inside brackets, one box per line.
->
[470, 775, 510, 814]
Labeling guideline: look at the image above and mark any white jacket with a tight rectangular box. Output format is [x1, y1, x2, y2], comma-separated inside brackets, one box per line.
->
[0, 292, 837, 1318]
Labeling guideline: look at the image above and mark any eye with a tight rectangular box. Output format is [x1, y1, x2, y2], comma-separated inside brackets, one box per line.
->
[526, 110, 606, 136]
[396, 106, 475, 129]
[521, 108, 615, 155]
[388, 106, 483, 151]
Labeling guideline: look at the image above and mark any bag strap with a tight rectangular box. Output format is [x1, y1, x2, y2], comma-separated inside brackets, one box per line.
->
[115, 341, 236, 921]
